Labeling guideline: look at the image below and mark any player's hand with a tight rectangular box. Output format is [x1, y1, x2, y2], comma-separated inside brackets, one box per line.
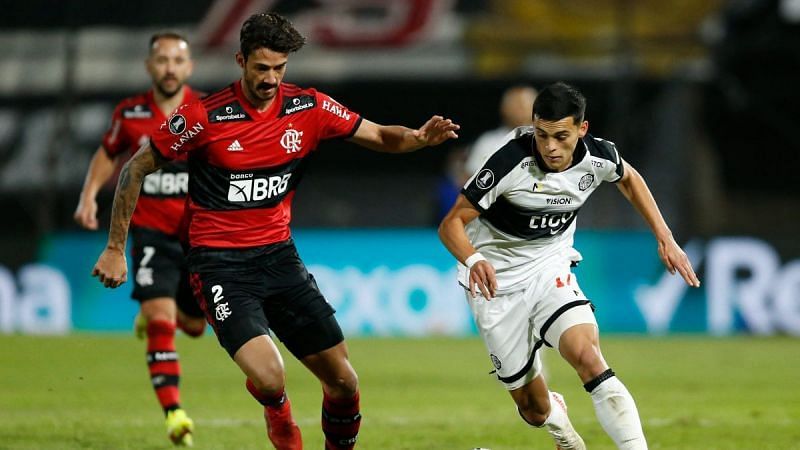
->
[469, 260, 497, 300]
[92, 247, 128, 288]
[413, 115, 460, 147]
[658, 235, 700, 288]
[74, 198, 99, 230]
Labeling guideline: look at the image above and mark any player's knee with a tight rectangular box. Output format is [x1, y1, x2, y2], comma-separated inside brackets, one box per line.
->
[324, 370, 359, 398]
[180, 317, 206, 337]
[249, 370, 286, 396]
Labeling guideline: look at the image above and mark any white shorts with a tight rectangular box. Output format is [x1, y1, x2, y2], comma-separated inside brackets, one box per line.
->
[466, 260, 597, 390]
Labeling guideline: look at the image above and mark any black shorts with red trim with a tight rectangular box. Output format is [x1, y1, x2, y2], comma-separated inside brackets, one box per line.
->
[187, 239, 343, 359]
[130, 227, 203, 318]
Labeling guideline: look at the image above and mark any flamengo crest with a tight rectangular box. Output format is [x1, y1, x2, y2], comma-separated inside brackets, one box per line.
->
[281, 128, 303, 153]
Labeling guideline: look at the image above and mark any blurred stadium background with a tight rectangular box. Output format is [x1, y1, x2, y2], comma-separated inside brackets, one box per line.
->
[1, 1, 799, 448]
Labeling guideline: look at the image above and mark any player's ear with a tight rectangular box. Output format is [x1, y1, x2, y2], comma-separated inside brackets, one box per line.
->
[579, 120, 589, 137]
[235, 51, 246, 69]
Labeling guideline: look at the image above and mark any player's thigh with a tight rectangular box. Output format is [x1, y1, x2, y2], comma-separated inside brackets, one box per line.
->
[266, 273, 343, 360]
[175, 267, 204, 319]
[189, 268, 271, 358]
[130, 228, 183, 302]
[468, 289, 543, 391]
[531, 268, 597, 352]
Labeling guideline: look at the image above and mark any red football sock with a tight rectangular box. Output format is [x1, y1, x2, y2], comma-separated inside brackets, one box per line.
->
[246, 379, 302, 450]
[146, 319, 181, 413]
[322, 391, 361, 450]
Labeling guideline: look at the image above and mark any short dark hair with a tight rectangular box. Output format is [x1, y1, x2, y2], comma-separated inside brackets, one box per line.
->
[149, 32, 189, 55]
[240, 13, 306, 59]
[532, 82, 586, 125]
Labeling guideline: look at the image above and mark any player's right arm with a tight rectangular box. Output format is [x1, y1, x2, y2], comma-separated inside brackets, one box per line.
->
[92, 144, 168, 288]
[438, 194, 497, 299]
[74, 145, 118, 230]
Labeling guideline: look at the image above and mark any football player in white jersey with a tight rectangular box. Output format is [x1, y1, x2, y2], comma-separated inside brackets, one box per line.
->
[439, 82, 700, 450]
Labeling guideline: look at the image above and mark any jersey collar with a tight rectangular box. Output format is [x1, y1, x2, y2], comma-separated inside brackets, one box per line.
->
[234, 79, 282, 119]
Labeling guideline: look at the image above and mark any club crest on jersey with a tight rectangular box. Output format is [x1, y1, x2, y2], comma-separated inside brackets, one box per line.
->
[281, 95, 316, 116]
[168, 114, 187, 135]
[208, 101, 250, 123]
[578, 174, 594, 191]
[475, 169, 495, 190]
[281, 128, 303, 153]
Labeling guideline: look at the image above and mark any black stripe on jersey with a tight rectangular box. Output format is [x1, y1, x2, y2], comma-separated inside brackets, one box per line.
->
[189, 157, 309, 211]
[585, 134, 624, 181]
[462, 134, 532, 212]
[141, 161, 189, 198]
[481, 196, 579, 240]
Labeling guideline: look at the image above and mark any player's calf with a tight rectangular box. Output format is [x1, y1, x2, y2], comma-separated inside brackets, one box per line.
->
[519, 392, 586, 450]
[246, 378, 302, 450]
[584, 369, 647, 450]
[321, 390, 361, 450]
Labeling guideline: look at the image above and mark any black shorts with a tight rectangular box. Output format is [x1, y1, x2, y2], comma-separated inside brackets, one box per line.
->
[130, 228, 203, 318]
[187, 239, 343, 359]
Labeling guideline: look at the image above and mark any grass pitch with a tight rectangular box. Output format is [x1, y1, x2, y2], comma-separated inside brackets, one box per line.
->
[1, 334, 799, 449]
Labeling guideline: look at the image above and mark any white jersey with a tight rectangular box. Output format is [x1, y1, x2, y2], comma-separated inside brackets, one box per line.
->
[459, 126, 624, 293]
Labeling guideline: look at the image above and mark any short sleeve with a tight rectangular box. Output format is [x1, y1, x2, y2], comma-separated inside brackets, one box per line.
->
[314, 91, 362, 140]
[150, 102, 210, 160]
[589, 136, 625, 183]
[101, 104, 129, 157]
[460, 138, 529, 212]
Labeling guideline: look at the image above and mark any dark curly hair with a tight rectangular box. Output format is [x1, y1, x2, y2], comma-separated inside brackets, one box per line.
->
[240, 13, 306, 59]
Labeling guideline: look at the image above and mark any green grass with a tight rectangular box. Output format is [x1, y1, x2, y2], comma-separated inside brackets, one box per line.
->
[1, 334, 799, 449]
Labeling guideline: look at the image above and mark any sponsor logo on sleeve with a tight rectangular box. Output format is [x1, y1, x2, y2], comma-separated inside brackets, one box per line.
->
[321, 98, 351, 120]
[208, 101, 250, 123]
[281, 95, 316, 116]
[475, 169, 495, 190]
[168, 121, 205, 152]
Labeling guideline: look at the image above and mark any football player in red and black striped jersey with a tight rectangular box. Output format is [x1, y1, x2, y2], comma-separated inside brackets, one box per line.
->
[75, 32, 203, 446]
[92, 13, 459, 450]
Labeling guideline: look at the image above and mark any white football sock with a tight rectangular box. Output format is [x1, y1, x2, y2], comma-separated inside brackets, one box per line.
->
[543, 392, 586, 450]
[588, 373, 648, 450]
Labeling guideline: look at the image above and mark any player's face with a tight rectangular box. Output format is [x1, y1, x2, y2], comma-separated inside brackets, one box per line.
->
[146, 38, 192, 98]
[533, 116, 588, 172]
[236, 48, 288, 105]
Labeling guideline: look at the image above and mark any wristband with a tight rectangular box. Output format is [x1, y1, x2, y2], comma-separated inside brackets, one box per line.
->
[465, 253, 487, 270]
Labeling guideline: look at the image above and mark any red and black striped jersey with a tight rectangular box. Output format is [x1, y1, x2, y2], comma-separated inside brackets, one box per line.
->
[151, 80, 362, 249]
[102, 86, 201, 236]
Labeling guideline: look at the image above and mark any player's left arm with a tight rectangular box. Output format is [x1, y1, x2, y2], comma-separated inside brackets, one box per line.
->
[348, 116, 460, 153]
[616, 159, 701, 287]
